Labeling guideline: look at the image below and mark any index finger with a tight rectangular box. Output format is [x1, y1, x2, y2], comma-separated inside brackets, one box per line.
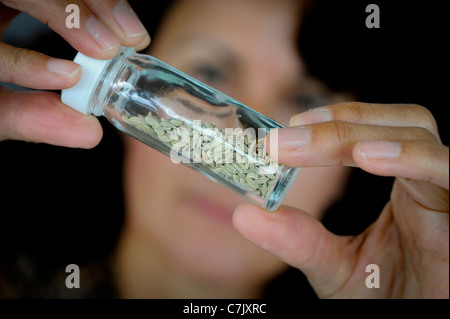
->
[290, 103, 440, 142]
[268, 121, 437, 168]
[2, 0, 149, 59]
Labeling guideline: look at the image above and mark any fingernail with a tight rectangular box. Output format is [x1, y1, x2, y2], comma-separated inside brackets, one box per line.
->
[113, 0, 148, 38]
[135, 33, 151, 49]
[86, 16, 121, 51]
[46, 59, 81, 78]
[358, 141, 402, 159]
[290, 108, 333, 126]
[275, 127, 311, 150]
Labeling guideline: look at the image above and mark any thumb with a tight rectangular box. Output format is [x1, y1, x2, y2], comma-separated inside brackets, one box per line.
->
[233, 203, 355, 297]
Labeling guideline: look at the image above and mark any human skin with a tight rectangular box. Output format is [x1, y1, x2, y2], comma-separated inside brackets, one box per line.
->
[0, 0, 150, 147]
[234, 103, 449, 298]
[113, 0, 350, 298]
[2, 0, 446, 299]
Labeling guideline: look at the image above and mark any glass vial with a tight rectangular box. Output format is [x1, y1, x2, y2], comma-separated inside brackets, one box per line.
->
[62, 47, 299, 211]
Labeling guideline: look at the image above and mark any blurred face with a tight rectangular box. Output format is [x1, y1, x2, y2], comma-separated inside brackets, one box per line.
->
[120, 0, 348, 292]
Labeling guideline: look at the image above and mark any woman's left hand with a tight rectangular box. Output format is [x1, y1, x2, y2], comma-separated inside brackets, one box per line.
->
[233, 102, 449, 298]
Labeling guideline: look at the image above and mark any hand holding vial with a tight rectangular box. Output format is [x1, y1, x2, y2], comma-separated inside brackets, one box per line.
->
[0, 0, 149, 147]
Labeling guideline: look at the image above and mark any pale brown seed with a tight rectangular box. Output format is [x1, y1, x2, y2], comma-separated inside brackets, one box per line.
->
[124, 112, 282, 200]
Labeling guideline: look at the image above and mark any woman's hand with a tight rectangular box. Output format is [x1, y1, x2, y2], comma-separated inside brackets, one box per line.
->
[233, 102, 449, 298]
[0, 0, 149, 147]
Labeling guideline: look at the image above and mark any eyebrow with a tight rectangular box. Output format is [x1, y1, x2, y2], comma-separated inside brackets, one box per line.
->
[177, 97, 205, 113]
[168, 34, 312, 100]
[168, 35, 243, 72]
[177, 97, 234, 118]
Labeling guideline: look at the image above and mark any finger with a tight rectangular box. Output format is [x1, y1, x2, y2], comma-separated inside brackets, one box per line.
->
[354, 140, 449, 209]
[83, 0, 150, 51]
[233, 203, 354, 297]
[0, 43, 81, 89]
[268, 121, 438, 168]
[0, 87, 102, 148]
[2, 0, 122, 59]
[290, 102, 440, 141]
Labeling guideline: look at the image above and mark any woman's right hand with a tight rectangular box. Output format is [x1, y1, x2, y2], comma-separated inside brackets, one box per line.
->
[234, 102, 449, 298]
[0, 0, 149, 148]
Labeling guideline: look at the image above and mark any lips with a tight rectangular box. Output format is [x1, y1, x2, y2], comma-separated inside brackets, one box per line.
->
[186, 195, 236, 225]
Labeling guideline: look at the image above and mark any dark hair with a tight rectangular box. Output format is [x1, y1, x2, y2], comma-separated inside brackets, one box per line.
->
[0, 1, 178, 299]
[299, 1, 447, 143]
[0, 0, 446, 299]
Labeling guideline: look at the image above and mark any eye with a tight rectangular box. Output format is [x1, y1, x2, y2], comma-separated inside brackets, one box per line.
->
[191, 64, 228, 87]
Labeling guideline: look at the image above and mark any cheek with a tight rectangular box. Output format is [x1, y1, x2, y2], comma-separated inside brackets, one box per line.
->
[122, 137, 183, 228]
[122, 137, 288, 283]
[283, 166, 349, 218]
[124, 137, 178, 193]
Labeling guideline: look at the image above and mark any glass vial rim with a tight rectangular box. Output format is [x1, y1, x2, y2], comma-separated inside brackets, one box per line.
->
[90, 47, 137, 116]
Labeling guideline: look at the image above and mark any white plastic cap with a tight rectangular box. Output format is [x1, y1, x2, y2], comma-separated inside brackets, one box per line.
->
[61, 52, 110, 115]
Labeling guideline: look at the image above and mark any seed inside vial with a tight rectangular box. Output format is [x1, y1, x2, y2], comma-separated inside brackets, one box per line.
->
[123, 113, 281, 199]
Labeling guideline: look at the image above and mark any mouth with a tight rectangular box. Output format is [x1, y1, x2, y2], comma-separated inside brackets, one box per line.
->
[185, 195, 236, 226]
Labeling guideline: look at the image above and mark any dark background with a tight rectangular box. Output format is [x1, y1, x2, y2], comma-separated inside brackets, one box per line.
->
[0, 0, 448, 299]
